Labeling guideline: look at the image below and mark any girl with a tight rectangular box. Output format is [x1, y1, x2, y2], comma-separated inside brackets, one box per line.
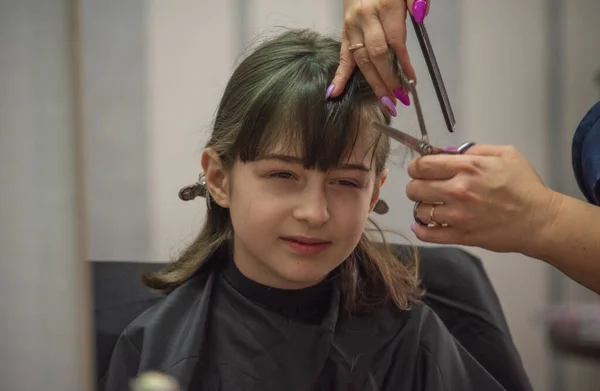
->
[100, 29, 505, 391]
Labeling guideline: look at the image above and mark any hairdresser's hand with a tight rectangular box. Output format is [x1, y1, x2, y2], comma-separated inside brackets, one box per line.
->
[405, 145, 561, 254]
[327, 0, 430, 108]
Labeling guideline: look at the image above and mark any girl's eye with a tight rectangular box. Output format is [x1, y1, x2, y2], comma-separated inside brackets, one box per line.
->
[269, 171, 296, 180]
[335, 179, 360, 188]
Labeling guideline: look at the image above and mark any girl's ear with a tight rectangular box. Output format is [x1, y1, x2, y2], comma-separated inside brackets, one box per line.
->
[369, 168, 389, 213]
[201, 149, 231, 208]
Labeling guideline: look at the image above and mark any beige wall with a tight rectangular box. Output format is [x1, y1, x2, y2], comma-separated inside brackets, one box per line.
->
[0, 1, 93, 390]
[145, 1, 600, 390]
[147, 0, 237, 262]
[460, 0, 551, 388]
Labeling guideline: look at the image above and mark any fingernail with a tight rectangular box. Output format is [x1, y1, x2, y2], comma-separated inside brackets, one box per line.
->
[410, 222, 416, 232]
[413, 0, 427, 24]
[380, 96, 397, 117]
[444, 146, 458, 151]
[325, 84, 335, 99]
[393, 88, 411, 106]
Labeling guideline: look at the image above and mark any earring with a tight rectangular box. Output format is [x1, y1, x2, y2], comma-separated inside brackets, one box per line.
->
[372, 199, 389, 215]
[178, 173, 208, 201]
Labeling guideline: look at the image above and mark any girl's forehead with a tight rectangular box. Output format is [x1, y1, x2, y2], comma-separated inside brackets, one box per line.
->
[262, 130, 378, 167]
[235, 106, 386, 173]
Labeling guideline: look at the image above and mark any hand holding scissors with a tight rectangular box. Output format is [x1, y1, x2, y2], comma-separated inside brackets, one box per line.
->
[327, 0, 431, 104]
[372, 14, 475, 226]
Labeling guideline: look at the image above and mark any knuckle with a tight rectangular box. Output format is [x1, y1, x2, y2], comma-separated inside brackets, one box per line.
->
[388, 38, 407, 53]
[415, 158, 433, 176]
[459, 154, 475, 165]
[367, 44, 389, 59]
[355, 56, 372, 67]
[338, 54, 352, 68]
[504, 145, 519, 155]
[446, 209, 461, 225]
[343, 14, 358, 27]
[447, 182, 469, 200]
[493, 144, 517, 157]
[457, 157, 480, 174]
[379, 0, 396, 11]
[449, 209, 469, 226]
[355, 4, 374, 19]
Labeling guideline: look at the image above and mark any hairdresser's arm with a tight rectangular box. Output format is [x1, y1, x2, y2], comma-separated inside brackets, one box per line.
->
[531, 192, 600, 293]
[406, 144, 600, 294]
[327, 0, 430, 100]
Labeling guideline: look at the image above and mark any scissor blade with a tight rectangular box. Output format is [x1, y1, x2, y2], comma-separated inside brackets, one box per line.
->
[372, 122, 422, 152]
[410, 17, 456, 133]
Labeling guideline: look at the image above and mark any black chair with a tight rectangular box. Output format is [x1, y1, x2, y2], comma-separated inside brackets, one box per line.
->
[92, 245, 532, 391]
[92, 260, 163, 381]
[412, 246, 532, 391]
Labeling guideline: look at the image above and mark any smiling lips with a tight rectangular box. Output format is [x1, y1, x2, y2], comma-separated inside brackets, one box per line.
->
[281, 236, 331, 256]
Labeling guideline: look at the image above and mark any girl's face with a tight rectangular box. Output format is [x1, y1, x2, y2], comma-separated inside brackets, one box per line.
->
[203, 127, 388, 289]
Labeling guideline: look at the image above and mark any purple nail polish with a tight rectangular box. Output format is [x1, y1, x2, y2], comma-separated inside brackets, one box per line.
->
[444, 146, 458, 151]
[393, 88, 411, 106]
[410, 222, 416, 232]
[380, 96, 397, 117]
[413, 0, 427, 24]
[325, 84, 335, 99]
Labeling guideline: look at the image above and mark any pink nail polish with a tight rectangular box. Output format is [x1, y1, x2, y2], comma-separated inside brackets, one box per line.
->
[413, 0, 427, 24]
[393, 88, 411, 106]
[380, 96, 397, 117]
[325, 84, 335, 99]
[444, 146, 458, 151]
[410, 222, 416, 232]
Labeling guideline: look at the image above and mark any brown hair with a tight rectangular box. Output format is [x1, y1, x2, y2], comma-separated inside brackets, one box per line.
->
[143, 29, 422, 313]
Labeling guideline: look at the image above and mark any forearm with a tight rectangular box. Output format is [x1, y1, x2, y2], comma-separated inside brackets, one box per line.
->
[529, 191, 600, 294]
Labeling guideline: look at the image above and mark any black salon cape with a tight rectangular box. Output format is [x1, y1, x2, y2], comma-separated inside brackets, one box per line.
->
[100, 251, 505, 391]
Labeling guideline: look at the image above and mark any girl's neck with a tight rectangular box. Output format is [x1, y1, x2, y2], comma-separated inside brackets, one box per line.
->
[221, 252, 336, 323]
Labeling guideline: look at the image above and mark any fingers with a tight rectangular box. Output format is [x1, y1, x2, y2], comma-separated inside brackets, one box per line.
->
[407, 155, 468, 180]
[413, 202, 453, 226]
[381, 1, 414, 84]
[328, 26, 356, 99]
[330, 0, 426, 104]
[411, 223, 466, 246]
[462, 144, 514, 157]
[405, 179, 451, 203]
[345, 24, 398, 115]
[362, 13, 407, 104]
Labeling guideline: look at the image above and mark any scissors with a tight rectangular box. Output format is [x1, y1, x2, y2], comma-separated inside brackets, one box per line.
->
[372, 14, 475, 156]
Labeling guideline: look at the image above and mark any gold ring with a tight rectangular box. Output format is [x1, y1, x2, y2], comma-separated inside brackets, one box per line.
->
[348, 43, 365, 53]
[429, 204, 441, 227]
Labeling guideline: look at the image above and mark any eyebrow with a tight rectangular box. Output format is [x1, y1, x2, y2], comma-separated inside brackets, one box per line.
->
[259, 154, 372, 173]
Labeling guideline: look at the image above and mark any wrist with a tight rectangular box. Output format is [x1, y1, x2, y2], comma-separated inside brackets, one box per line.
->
[522, 189, 565, 262]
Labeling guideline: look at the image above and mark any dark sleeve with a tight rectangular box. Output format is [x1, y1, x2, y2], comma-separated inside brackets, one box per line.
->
[98, 330, 141, 391]
[415, 308, 507, 391]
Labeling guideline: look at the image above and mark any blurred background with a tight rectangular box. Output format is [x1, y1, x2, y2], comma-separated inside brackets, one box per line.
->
[2, 0, 600, 390]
